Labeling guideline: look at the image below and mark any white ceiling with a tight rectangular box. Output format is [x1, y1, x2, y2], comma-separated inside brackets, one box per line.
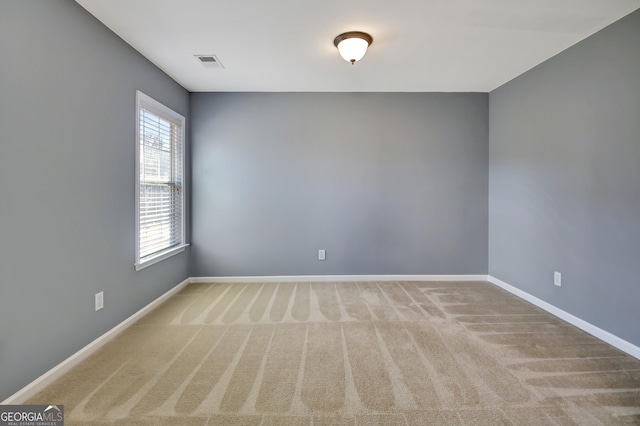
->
[75, 0, 640, 92]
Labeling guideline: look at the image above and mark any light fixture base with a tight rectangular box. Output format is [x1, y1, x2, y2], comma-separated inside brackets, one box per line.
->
[333, 31, 373, 48]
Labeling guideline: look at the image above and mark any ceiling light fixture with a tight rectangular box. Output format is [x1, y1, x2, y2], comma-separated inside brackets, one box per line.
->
[333, 31, 373, 64]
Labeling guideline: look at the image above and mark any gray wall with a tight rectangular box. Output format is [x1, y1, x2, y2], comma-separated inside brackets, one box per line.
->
[489, 10, 640, 346]
[0, 1, 190, 401]
[191, 93, 488, 276]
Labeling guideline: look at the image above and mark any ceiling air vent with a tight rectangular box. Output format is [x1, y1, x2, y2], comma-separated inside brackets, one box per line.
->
[195, 54, 224, 69]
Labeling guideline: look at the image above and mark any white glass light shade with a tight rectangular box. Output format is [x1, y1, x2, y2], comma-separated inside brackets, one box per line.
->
[337, 37, 369, 63]
[334, 32, 373, 64]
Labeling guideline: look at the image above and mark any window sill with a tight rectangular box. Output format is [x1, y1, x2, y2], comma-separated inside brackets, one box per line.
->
[135, 244, 189, 271]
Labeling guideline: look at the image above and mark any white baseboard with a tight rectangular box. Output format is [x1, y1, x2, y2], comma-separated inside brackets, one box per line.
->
[487, 275, 640, 360]
[1, 278, 191, 405]
[190, 274, 489, 283]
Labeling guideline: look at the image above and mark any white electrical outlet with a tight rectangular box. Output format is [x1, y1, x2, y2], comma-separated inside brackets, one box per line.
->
[554, 271, 562, 287]
[95, 291, 104, 311]
[318, 249, 326, 261]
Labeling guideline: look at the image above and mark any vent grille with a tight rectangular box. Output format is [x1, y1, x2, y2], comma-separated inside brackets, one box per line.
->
[195, 54, 224, 69]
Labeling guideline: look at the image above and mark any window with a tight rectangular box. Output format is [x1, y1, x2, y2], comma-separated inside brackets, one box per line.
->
[135, 91, 186, 270]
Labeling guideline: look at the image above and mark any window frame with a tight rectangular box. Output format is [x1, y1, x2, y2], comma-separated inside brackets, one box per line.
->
[134, 90, 187, 271]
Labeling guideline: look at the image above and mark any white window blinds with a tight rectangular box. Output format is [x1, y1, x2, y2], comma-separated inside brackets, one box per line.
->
[135, 91, 186, 269]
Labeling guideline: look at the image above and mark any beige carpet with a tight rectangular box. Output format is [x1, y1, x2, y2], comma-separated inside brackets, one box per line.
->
[28, 281, 640, 425]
